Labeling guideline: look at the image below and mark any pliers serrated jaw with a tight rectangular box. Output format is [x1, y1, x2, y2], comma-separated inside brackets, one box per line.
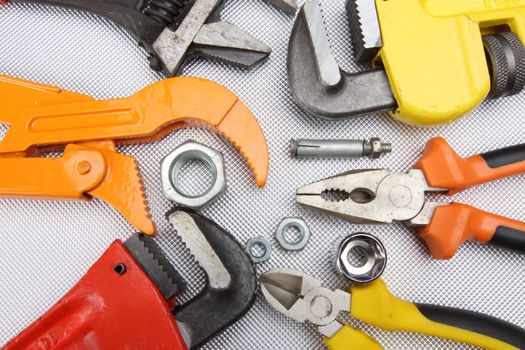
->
[296, 169, 441, 225]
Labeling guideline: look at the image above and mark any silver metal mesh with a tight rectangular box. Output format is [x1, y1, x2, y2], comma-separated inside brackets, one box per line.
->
[1, 1, 524, 349]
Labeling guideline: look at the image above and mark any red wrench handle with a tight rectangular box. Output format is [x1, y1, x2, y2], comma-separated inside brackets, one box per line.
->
[415, 137, 525, 194]
[4, 241, 187, 350]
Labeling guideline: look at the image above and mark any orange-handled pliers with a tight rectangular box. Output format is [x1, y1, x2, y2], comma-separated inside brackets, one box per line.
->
[296, 137, 525, 259]
[0, 75, 269, 235]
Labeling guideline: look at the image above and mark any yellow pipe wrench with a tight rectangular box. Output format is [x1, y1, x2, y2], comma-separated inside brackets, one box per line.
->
[288, 0, 525, 126]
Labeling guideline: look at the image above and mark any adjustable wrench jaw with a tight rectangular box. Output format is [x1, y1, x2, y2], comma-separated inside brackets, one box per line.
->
[152, 0, 272, 75]
[168, 209, 257, 349]
[6, 0, 272, 76]
[287, 0, 396, 120]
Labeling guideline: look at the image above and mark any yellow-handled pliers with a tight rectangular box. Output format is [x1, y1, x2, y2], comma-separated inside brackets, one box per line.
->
[260, 268, 525, 349]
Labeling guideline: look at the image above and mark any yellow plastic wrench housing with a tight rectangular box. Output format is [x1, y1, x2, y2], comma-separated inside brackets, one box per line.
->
[375, 0, 525, 125]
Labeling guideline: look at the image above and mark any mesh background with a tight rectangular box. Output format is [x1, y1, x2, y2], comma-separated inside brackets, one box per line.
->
[1, 1, 524, 349]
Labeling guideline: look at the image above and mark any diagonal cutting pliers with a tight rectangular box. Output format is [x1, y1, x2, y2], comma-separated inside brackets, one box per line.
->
[296, 137, 525, 259]
[260, 268, 525, 350]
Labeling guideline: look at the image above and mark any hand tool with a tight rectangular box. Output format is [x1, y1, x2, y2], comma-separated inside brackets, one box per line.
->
[296, 137, 525, 259]
[333, 232, 386, 284]
[288, 0, 525, 126]
[4, 0, 279, 76]
[261, 267, 525, 350]
[291, 138, 391, 159]
[5, 209, 257, 350]
[0, 74, 269, 235]
[161, 141, 226, 210]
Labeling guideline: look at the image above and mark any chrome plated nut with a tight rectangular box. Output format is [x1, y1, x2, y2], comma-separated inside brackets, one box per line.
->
[161, 141, 226, 210]
[334, 232, 386, 284]
[275, 217, 310, 251]
[246, 236, 272, 263]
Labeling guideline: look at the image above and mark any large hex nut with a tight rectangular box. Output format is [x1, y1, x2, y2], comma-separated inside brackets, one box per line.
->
[161, 141, 226, 210]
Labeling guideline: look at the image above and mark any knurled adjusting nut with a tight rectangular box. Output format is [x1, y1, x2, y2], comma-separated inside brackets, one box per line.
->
[161, 141, 226, 210]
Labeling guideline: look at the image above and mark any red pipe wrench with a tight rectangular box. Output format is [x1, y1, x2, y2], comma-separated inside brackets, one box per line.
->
[4, 209, 257, 349]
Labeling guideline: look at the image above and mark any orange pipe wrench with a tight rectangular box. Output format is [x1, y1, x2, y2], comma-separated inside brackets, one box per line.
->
[0, 75, 269, 235]
[296, 138, 525, 259]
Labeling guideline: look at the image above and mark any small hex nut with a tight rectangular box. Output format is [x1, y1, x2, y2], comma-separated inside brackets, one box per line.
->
[370, 137, 383, 159]
[276, 217, 310, 251]
[161, 141, 226, 210]
[246, 236, 272, 263]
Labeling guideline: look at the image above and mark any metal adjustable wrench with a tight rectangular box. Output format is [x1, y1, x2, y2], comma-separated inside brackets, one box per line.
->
[261, 268, 525, 350]
[0, 75, 269, 235]
[4, 209, 257, 350]
[2, 0, 294, 76]
[296, 137, 525, 259]
[288, 0, 525, 126]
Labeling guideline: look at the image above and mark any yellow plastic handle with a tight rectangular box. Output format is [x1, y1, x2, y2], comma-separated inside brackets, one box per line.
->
[323, 325, 382, 350]
[350, 280, 524, 350]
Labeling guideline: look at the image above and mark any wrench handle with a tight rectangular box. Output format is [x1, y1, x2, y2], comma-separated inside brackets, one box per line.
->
[419, 203, 525, 259]
[4, 241, 187, 350]
[7, 0, 164, 47]
[415, 137, 525, 193]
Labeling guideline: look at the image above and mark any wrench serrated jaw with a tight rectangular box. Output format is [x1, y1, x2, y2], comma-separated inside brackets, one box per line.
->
[215, 99, 269, 187]
[288, 0, 396, 119]
[168, 209, 257, 349]
[193, 22, 271, 69]
[152, 0, 271, 75]
[168, 210, 231, 289]
[124, 233, 186, 299]
[345, 0, 382, 63]
[302, 0, 341, 87]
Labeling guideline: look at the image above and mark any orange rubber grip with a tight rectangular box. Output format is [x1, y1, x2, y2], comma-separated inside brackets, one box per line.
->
[415, 137, 525, 194]
[418, 203, 525, 259]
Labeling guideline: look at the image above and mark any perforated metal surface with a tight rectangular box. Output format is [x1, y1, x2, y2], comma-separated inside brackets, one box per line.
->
[1, 2, 524, 349]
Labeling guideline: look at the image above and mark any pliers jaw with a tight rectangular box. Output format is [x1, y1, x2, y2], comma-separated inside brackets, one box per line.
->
[296, 169, 443, 225]
[260, 268, 350, 337]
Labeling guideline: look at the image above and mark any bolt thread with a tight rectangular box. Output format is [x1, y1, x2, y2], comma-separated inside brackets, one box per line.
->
[363, 139, 392, 157]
